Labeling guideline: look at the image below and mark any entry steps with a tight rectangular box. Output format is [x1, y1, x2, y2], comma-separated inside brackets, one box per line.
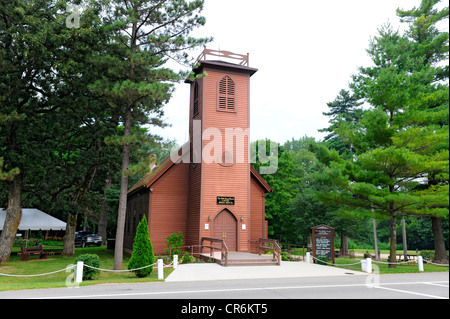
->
[200, 252, 280, 266]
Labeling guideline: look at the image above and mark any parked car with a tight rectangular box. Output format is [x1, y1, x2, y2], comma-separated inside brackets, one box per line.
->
[75, 231, 102, 247]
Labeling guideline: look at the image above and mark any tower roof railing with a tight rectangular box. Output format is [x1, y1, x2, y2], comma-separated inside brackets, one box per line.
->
[195, 48, 249, 67]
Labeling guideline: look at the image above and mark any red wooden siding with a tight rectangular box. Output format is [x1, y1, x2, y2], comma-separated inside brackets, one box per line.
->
[250, 178, 266, 253]
[125, 56, 270, 257]
[148, 162, 189, 254]
[200, 68, 251, 252]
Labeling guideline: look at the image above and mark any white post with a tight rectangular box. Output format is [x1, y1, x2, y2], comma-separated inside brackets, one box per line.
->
[173, 255, 178, 269]
[366, 258, 372, 274]
[418, 256, 424, 272]
[158, 259, 164, 280]
[75, 261, 84, 284]
[360, 259, 366, 272]
[306, 252, 311, 263]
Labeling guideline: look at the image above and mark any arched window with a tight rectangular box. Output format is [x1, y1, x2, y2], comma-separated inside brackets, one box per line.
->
[218, 75, 235, 112]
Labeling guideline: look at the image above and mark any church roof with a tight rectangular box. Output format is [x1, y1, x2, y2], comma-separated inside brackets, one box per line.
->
[127, 144, 272, 195]
[127, 142, 189, 195]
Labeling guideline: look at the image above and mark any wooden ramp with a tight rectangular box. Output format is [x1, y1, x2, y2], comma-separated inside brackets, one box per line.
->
[200, 252, 279, 266]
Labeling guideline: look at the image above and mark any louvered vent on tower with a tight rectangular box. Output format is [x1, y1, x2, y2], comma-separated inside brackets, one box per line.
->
[218, 75, 235, 112]
[193, 81, 199, 115]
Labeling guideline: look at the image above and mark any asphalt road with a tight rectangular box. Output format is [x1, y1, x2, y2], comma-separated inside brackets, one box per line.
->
[0, 272, 448, 301]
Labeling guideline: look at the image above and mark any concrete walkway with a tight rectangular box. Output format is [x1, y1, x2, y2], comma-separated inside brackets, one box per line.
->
[166, 261, 367, 282]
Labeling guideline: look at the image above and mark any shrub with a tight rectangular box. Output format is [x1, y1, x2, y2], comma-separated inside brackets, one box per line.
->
[74, 254, 100, 280]
[181, 251, 196, 264]
[128, 216, 155, 278]
[315, 256, 329, 265]
[165, 232, 183, 258]
[281, 251, 290, 261]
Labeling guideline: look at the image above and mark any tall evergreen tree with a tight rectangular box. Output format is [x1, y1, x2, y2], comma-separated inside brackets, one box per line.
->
[317, 16, 448, 267]
[0, 0, 72, 260]
[397, 0, 449, 263]
[319, 89, 363, 158]
[128, 215, 155, 278]
[92, 0, 210, 270]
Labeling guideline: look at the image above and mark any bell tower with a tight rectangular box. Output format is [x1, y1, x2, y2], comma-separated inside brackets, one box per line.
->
[186, 49, 258, 252]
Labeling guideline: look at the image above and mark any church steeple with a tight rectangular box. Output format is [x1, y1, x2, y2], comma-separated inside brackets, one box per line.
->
[186, 48, 258, 252]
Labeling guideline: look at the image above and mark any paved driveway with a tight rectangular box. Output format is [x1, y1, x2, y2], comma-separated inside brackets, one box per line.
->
[166, 261, 365, 282]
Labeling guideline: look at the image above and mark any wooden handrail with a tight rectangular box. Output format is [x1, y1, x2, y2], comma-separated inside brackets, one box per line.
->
[195, 48, 249, 66]
[258, 238, 281, 265]
[201, 237, 229, 266]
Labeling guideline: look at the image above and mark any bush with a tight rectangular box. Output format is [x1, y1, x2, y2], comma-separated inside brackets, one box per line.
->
[181, 251, 196, 264]
[165, 232, 183, 258]
[128, 216, 155, 278]
[315, 256, 329, 265]
[74, 254, 100, 280]
[281, 251, 290, 261]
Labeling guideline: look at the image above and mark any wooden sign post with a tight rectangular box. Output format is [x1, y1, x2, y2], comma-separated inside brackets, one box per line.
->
[312, 225, 335, 264]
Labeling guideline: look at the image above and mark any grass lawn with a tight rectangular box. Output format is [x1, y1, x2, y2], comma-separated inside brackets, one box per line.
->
[334, 257, 449, 274]
[0, 246, 173, 292]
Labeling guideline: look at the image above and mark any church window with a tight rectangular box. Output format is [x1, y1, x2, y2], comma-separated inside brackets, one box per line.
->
[218, 75, 235, 112]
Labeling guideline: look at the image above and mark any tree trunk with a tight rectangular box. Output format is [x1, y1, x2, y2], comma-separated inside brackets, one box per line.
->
[62, 166, 98, 256]
[431, 217, 449, 264]
[388, 176, 397, 268]
[62, 213, 78, 256]
[0, 173, 23, 262]
[340, 235, 349, 256]
[402, 216, 408, 261]
[98, 173, 112, 246]
[388, 212, 397, 268]
[373, 218, 379, 261]
[114, 104, 132, 270]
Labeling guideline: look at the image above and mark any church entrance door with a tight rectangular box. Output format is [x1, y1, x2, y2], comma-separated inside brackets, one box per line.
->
[213, 209, 237, 251]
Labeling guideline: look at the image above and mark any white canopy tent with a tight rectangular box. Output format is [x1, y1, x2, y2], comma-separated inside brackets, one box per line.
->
[0, 208, 66, 231]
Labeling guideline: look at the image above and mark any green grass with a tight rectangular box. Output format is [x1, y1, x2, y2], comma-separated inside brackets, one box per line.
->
[334, 257, 449, 274]
[0, 246, 173, 292]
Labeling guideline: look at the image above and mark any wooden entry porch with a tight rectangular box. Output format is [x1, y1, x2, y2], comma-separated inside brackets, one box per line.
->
[200, 237, 281, 267]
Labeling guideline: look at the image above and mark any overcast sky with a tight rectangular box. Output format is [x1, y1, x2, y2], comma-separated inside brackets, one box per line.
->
[152, 0, 449, 146]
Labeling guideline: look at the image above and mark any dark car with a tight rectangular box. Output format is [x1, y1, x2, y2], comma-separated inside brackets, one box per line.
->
[75, 231, 102, 247]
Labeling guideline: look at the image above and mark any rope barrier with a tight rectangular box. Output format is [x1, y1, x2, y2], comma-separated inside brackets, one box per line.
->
[0, 258, 176, 277]
[310, 255, 449, 267]
[311, 256, 360, 266]
[83, 262, 158, 273]
[424, 259, 449, 266]
[0, 264, 76, 277]
[371, 259, 415, 265]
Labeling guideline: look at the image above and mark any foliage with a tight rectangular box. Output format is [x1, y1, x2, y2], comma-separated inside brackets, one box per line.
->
[315, 256, 329, 265]
[99, 0, 211, 270]
[314, 2, 449, 266]
[181, 251, 197, 264]
[252, 141, 300, 242]
[318, 89, 363, 158]
[419, 250, 450, 262]
[128, 216, 155, 278]
[165, 232, 184, 258]
[74, 254, 101, 280]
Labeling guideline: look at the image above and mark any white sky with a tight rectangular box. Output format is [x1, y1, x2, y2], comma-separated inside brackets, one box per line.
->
[152, 0, 449, 145]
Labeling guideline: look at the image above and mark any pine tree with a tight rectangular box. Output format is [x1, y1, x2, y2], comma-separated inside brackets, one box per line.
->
[128, 215, 155, 278]
[319, 89, 363, 158]
[94, 0, 211, 270]
[317, 18, 448, 267]
[397, 0, 449, 264]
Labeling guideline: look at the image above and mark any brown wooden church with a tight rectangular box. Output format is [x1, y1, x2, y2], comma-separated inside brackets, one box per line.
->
[124, 49, 272, 255]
